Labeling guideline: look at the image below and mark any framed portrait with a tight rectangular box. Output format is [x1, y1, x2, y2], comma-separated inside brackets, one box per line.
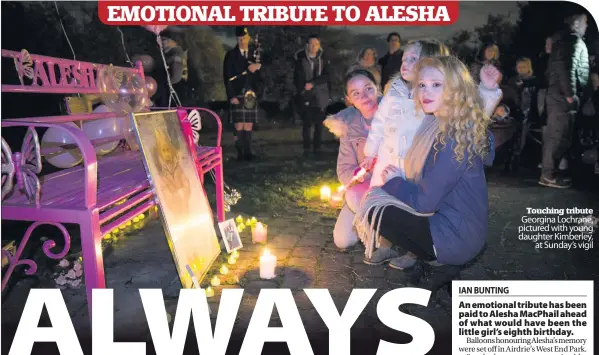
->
[218, 219, 243, 253]
[131, 110, 221, 288]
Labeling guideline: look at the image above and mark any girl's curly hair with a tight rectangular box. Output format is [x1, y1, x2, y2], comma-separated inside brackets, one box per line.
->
[413, 56, 492, 165]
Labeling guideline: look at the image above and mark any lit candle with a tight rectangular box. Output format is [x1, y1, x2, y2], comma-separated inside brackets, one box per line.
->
[252, 222, 268, 244]
[231, 250, 240, 258]
[220, 265, 229, 275]
[210, 275, 221, 286]
[250, 217, 257, 225]
[235, 215, 244, 223]
[259, 248, 277, 279]
[320, 186, 331, 201]
[246, 219, 251, 226]
[228, 255, 237, 265]
[337, 185, 346, 193]
[330, 193, 343, 207]
[205, 286, 215, 298]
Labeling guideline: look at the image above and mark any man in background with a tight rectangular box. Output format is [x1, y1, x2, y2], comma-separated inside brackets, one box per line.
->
[223, 26, 262, 161]
[378, 32, 402, 91]
[158, 31, 188, 107]
[294, 34, 331, 156]
[541, 13, 589, 188]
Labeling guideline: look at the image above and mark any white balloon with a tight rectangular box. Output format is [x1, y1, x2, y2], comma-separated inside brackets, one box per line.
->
[82, 105, 125, 156]
[41, 122, 83, 169]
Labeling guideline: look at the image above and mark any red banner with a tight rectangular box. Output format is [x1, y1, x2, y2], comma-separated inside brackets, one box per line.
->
[98, 1, 459, 26]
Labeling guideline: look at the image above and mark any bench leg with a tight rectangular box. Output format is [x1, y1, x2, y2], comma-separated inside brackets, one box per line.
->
[215, 151, 226, 222]
[80, 211, 105, 323]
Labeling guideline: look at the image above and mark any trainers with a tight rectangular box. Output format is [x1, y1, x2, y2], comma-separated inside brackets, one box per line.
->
[363, 247, 399, 266]
[538, 176, 571, 189]
[559, 158, 568, 171]
[389, 253, 418, 270]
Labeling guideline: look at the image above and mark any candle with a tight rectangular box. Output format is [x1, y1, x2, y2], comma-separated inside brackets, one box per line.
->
[205, 286, 215, 298]
[330, 193, 343, 207]
[228, 255, 237, 265]
[337, 185, 346, 193]
[252, 222, 268, 244]
[210, 275, 221, 287]
[250, 217, 257, 225]
[235, 215, 244, 223]
[320, 186, 331, 201]
[246, 219, 251, 226]
[259, 248, 277, 279]
[231, 250, 240, 258]
[220, 265, 229, 275]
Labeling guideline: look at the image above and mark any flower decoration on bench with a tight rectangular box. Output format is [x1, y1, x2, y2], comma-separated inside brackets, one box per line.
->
[187, 109, 201, 144]
[1, 127, 42, 205]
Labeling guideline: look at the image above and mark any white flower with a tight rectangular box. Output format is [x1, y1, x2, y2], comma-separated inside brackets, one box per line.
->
[66, 270, 76, 279]
[56, 275, 67, 286]
[59, 259, 70, 268]
[73, 263, 82, 272]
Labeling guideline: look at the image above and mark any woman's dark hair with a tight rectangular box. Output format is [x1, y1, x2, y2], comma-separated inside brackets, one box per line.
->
[344, 69, 377, 95]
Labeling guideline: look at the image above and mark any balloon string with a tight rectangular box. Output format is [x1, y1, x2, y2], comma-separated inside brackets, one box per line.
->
[54, 2, 76, 61]
[117, 27, 134, 67]
[156, 35, 182, 108]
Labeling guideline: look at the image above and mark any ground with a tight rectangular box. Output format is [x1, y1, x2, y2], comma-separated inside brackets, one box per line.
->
[1, 125, 598, 355]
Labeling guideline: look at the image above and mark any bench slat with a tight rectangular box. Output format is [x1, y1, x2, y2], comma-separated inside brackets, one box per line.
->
[3, 151, 149, 210]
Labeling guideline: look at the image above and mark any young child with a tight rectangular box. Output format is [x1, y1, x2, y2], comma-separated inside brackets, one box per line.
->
[359, 39, 502, 269]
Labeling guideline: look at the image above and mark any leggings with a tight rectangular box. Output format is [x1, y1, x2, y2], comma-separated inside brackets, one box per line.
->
[368, 205, 436, 261]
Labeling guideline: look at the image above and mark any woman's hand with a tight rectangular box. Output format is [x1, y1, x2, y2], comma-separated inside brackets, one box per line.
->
[480, 64, 501, 89]
[382, 165, 402, 183]
[360, 156, 376, 170]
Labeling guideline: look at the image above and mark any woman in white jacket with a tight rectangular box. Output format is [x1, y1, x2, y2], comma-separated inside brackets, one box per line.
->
[361, 39, 503, 269]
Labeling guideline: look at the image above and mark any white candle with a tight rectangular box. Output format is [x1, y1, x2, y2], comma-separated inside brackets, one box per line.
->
[210, 275, 221, 287]
[252, 222, 267, 244]
[259, 248, 277, 279]
[205, 286, 215, 298]
[320, 186, 331, 201]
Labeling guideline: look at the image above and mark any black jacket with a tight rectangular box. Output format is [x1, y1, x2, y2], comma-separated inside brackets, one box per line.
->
[378, 50, 402, 90]
[223, 45, 259, 100]
[294, 49, 331, 110]
[547, 29, 589, 100]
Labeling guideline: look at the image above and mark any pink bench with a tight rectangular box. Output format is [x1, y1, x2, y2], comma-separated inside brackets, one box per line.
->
[1, 49, 225, 320]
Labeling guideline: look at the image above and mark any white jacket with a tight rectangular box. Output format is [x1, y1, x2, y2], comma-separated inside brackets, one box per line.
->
[364, 79, 502, 187]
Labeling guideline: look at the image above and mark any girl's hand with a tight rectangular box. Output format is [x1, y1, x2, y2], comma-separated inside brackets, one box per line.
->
[382, 165, 401, 183]
[360, 156, 376, 170]
[480, 64, 501, 89]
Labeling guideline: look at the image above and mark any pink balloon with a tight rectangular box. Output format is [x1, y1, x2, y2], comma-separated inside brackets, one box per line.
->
[145, 76, 158, 97]
[143, 25, 168, 35]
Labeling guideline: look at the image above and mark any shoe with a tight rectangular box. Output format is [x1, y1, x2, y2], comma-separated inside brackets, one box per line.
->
[410, 261, 461, 298]
[594, 162, 599, 175]
[389, 253, 418, 270]
[538, 176, 571, 189]
[363, 247, 399, 266]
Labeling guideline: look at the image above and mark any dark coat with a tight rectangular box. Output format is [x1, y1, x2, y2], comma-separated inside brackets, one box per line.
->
[223, 45, 259, 100]
[547, 29, 589, 103]
[294, 49, 331, 110]
[378, 50, 403, 90]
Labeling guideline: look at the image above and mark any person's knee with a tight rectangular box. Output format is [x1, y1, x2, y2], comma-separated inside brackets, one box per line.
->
[333, 227, 357, 249]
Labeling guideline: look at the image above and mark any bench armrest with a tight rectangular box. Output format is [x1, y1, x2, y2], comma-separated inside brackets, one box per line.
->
[2, 121, 98, 209]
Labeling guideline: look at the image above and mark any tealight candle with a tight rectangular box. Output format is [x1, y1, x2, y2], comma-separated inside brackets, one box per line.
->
[337, 185, 346, 193]
[330, 194, 343, 207]
[259, 248, 277, 279]
[231, 250, 240, 258]
[220, 265, 229, 275]
[320, 186, 331, 201]
[252, 222, 268, 244]
[228, 255, 237, 265]
[210, 275, 221, 287]
[205, 286, 215, 298]
[246, 219, 251, 226]
[250, 217, 257, 225]
[235, 215, 244, 224]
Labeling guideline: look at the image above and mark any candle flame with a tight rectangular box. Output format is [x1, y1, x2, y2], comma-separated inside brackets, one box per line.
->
[263, 248, 270, 256]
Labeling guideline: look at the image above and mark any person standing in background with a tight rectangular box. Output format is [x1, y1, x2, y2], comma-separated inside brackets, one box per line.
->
[294, 34, 331, 157]
[223, 26, 262, 161]
[158, 31, 188, 107]
[378, 32, 403, 92]
[541, 13, 589, 188]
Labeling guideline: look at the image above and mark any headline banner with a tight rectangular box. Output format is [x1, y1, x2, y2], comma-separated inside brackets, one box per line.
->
[97, 1, 460, 26]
